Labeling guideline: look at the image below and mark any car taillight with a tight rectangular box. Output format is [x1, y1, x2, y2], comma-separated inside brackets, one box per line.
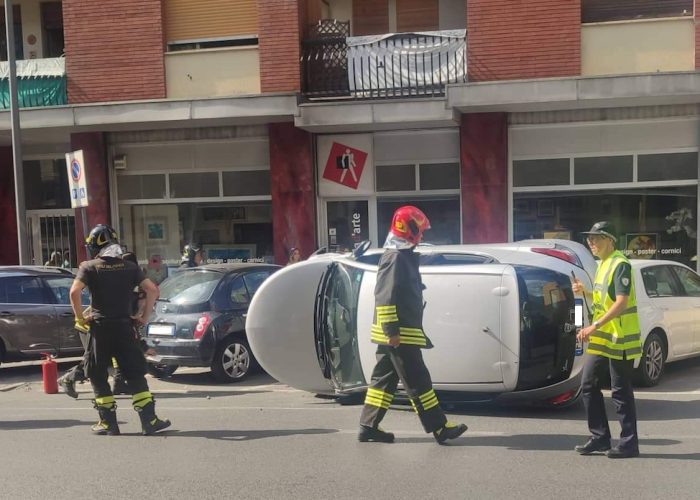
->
[194, 314, 211, 339]
[532, 247, 578, 266]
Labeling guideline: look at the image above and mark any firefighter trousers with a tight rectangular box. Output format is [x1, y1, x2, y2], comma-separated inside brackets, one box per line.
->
[360, 344, 447, 433]
[86, 319, 149, 400]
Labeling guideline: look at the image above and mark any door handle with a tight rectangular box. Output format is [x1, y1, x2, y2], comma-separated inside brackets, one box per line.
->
[60, 311, 74, 317]
[0, 311, 13, 317]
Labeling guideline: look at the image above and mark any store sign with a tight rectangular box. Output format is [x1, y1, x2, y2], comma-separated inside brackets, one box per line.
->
[65, 150, 89, 208]
[318, 134, 374, 196]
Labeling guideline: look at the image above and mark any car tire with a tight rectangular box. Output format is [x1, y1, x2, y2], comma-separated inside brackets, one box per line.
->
[211, 335, 257, 383]
[146, 363, 178, 379]
[636, 331, 666, 387]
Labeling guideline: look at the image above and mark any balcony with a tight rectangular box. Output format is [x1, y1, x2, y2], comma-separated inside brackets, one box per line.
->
[301, 20, 466, 101]
[0, 57, 66, 109]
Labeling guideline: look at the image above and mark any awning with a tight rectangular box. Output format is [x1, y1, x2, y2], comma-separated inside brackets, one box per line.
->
[0, 57, 67, 108]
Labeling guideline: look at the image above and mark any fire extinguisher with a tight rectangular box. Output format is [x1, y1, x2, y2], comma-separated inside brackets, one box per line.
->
[41, 352, 58, 394]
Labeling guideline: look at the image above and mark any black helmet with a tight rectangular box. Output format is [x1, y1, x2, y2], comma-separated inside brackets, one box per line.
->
[86, 224, 119, 257]
[581, 220, 617, 243]
[182, 243, 201, 263]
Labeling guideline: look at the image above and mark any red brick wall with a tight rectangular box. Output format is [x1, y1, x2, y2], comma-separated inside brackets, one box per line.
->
[269, 123, 316, 264]
[64, 0, 166, 103]
[467, 0, 581, 82]
[258, 0, 303, 92]
[460, 113, 508, 243]
[0, 147, 19, 265]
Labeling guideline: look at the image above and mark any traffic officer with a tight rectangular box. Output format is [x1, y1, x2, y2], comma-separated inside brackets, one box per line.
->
[573, 221, 641, 458]
[69, 224, 171, 436]
[358, 206, 468, 444]
[180, 243, 203, 268]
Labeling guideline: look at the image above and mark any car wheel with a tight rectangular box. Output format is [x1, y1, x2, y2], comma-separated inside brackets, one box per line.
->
[211, 336, 257, 383]
[147, 363, 178, 379]
[636, 331, 666, 387]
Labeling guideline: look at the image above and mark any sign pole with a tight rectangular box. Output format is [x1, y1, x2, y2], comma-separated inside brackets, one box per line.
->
[5, 0, 28, 264]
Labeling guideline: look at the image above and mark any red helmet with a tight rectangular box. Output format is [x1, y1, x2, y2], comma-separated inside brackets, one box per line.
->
[390, 206, 431, 245]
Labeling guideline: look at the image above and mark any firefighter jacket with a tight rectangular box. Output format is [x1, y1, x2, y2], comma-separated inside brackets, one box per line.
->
[371, 248, 433, 348]
[588, 250, 642, 360]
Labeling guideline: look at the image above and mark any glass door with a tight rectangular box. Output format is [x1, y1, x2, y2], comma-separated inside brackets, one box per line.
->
[325, 199, 371, 253]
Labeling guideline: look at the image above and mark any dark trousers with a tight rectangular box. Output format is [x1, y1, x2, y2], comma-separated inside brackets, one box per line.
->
[86, 319, 149, 400]
[62, 331, 91, 384]
[581, 353, 639, 451]
[360, 344, 447, 433]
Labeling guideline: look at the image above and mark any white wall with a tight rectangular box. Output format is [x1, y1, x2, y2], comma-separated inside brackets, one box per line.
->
[18, 0, 44, 59]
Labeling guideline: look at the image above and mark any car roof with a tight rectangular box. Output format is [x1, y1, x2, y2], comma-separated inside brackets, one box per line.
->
[629, 259, 694, 270]
[0, 266, 74, 278]
[185, 263, 281, 273]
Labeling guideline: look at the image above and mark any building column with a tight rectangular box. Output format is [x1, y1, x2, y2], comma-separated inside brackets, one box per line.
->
[0, 146, 19, 265]
[460, 113, 508, 243]
[70, 132, 110, 262]
[269, 122, 316, 264]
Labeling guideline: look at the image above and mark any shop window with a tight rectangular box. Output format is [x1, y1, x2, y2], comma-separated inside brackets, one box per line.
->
[513, 159, 569, 187]
[222, 170, 270, 196]
[672, 266, 700, 297]
[117, 175, 166, 200]
[574, 156, 633, 185]
[23, 159, 70, 210]
[582, 0, 693, 24]
[169, 172, 219, 198]
[376, 164, 416, 191]
[638, 152, 698, 182]
[378, 197, 460, 245]
[41, 2, 64, 58]
[419, 163, 460, 190]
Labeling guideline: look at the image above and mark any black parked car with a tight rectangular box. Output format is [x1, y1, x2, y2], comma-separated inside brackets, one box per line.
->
[143, 263, 281, 383]
[0, 266, 88, 365]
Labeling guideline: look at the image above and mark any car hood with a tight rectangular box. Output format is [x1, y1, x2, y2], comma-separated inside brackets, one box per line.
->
[246, 259, 334, 394]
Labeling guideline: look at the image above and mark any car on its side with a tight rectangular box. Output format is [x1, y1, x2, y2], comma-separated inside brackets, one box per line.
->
[247, 240, 598, 407]
[0, 266, 88, 365]
[143, 263, 281, 383]
[633, 259, 700, 386]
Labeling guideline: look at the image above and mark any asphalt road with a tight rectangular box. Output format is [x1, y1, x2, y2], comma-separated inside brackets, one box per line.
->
[1, 358, 700, 500]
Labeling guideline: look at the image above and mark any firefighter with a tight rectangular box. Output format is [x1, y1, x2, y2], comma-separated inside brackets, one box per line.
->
[69, 224, 170, 436]
[358, 206, 468, 444]
[573, 221, 641, 458]
[180, 243, 203, 268]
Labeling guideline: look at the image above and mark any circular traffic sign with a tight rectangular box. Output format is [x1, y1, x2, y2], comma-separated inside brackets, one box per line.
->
[70, 159, 81, 182]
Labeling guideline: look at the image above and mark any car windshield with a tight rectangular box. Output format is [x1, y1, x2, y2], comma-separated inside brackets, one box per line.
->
[158, 270, 223, 305]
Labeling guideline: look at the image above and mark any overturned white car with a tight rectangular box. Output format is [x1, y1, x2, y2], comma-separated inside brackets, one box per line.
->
[246, 240, 598, 407]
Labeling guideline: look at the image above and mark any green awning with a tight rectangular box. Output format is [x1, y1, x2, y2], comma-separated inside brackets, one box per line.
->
[0, 76, 67, 109]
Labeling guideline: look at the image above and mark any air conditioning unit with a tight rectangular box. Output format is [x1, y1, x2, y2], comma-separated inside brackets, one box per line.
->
[113, 154, 127, 170]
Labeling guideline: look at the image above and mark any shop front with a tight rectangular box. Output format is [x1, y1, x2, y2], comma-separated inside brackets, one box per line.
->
[111, 127, 273, 283]
[510, 116, 700, 268]
[317, 129, 462, 251]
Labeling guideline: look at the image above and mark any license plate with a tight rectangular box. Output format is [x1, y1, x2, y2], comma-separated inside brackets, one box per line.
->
[148, 323, 175, 336]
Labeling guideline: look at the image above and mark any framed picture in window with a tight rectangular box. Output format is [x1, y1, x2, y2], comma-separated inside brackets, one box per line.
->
[146, 218, 166, 242]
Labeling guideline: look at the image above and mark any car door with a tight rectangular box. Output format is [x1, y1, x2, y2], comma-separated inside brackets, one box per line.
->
[0, 276, 59, 356]
[225, 275, 250, 333]
[667, 265, 700, 355]
[639, 265, 692, 356]
[42, 275, 88, 353]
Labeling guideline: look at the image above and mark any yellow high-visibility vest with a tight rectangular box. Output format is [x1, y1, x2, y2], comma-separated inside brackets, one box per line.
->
[588, 250, 642, 360]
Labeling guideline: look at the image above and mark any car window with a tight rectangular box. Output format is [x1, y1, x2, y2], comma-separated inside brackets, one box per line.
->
[43, 276, 89, 305]
[671, 266, 700, 297]
[0, 276, 48, 304]
[158, 270, 223, 304]
[229, 276, 250, 306]
[420, 253, 495, 265]
[640, 266, 680, 297]
[243, 271, 271, 298]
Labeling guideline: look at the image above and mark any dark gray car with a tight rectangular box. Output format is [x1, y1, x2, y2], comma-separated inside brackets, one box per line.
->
[0, 266, 88, 365]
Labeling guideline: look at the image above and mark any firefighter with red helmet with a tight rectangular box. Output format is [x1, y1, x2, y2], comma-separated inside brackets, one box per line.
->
[358, 206, 468, 444]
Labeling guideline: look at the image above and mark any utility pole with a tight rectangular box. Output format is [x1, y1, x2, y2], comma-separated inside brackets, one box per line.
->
[4, 0, 27, 264]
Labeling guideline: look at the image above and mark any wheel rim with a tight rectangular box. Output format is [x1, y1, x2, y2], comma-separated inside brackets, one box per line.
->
[644, 339, 664, 382]
[221, 342, 250, 379]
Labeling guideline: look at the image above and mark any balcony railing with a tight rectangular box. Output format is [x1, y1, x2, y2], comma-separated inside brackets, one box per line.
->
[302, 21, 466, 100]
[0, 57, 67, 109]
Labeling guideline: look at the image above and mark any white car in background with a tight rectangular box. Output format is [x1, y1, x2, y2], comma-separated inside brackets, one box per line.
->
[633, 259, 700, 386]
[247, 240, 597, 408]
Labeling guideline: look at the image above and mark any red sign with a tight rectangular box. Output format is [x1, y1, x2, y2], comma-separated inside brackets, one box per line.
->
[322, 142, 368, 190]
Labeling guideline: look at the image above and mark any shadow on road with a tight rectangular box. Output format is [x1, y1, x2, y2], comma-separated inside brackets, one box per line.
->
[0, 419, 93, 430]
[163, 427, 338, 441]
[152, 371, 276, 388]
[150, 390, 270, 399]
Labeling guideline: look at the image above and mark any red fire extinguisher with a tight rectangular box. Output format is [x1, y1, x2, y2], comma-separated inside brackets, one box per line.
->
[41, 352, 58, 394]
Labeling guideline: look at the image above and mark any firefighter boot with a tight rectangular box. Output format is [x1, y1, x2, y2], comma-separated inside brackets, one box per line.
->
[136, 401, 171, 435]
[58, 372, 78, 399]
[92, 403, 120, 436]
[358, 425, 395, 443]
[433, 421, 468, 444]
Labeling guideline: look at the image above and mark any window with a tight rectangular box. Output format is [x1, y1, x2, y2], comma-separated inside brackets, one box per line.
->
[169, 172, 219, 198]
[419, 163, 460, 190]
[574, 156, 633, 185]
[243, 271, 271, 297]
[118, 175, 166, 200]
[0, 6, 23, 62]
[41, 2, 64, 58]
[513, 159, 570, 187]
[638, 152, 698, 182]
[376, 164, 416, 191]
[229, 276, 250, 305]
[167, 37, 258, 52]
[641, 266, 680, 297]
[0, 277, 47, 304]
[378, 197, 461, 245]
[222, 170, 270, 196]
[44, 276, 72, 304]
[671, 266, 700, 297]
[582, 0, 693, 24]
[23, 159, 70, 210]
[421, 253, 495, 266]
